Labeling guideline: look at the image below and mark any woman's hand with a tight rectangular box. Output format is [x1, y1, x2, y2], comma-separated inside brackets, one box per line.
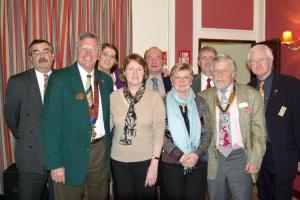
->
[144, 159, 159, 187]
[179, 153, 199, 168]
[186, 152, 199, 168]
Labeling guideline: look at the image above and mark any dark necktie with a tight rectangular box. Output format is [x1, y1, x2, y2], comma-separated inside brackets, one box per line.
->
[206, 78, 212, 90]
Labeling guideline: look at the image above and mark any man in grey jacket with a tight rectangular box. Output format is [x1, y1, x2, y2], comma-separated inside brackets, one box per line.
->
[4, 39, 54, 200]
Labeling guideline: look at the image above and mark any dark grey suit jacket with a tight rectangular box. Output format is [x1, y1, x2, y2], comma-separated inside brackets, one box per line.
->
[4, 68, 46, 174]
[192, 74, 202, 95]
[162, 74, 172, 93]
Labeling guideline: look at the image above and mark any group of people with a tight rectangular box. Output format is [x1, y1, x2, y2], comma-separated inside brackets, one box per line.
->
[4, 31, 300, 200]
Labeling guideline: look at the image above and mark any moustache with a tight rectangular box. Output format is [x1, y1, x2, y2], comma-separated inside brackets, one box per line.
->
[38, 58, 48, 63]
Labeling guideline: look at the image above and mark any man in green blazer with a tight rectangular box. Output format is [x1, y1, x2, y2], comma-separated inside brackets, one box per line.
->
[199, 54, 266, 200]
[42, 32, 113, 200]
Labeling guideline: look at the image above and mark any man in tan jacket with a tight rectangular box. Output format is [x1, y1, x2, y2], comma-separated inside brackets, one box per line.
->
[199, 54, 266, 200]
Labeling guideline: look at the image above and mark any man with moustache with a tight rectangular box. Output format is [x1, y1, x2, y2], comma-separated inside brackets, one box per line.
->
[248, 44, 300, 200]
[199, 54, 266, 200]
[4, 39, 54, 200]
[42, 32, 113, 200]
[192, 46, 217, 94]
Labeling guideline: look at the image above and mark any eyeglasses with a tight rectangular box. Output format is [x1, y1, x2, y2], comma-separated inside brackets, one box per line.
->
[32, 48, 52, 57]
[126, 67, 144, 72]
[173, 76, 191, 81]
[78, 46, 99, 53]
[248, 57, 270, 65]
[101, 52, 116, 60]
[146, 57, 162, 62]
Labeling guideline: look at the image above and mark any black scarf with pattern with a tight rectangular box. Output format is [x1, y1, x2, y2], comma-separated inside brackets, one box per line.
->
[120, 84, 145, 145]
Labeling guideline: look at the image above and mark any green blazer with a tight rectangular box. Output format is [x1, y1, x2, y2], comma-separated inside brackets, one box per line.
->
[42, 62, 113, 186]
[199, 84, 266, 183]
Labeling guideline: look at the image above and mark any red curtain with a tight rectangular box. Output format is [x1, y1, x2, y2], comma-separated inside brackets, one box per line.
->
[0, 0, 132, 193]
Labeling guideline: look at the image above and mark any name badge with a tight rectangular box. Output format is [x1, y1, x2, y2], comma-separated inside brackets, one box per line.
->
[278, 106, 287, 117]
[238, 102, 248, 109]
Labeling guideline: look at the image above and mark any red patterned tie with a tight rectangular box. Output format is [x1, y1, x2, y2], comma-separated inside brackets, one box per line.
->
[218, 89, 232, 157]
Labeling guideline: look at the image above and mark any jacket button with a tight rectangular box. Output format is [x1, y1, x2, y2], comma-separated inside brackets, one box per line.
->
[26, 113, 29, 117]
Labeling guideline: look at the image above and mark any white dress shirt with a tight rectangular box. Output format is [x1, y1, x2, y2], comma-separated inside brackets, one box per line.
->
[146, 74, 166, 96]
[35, 69, 52, 103]
[78, 64, 105, 139]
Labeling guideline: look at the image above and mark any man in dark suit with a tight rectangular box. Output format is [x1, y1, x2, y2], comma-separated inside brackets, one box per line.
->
[4, 39, 54, 200]
[192, 46, 217, 94]
[144, 46, 172, 96]
[248, 44, 300, 200]
[42, 32, 113, 200]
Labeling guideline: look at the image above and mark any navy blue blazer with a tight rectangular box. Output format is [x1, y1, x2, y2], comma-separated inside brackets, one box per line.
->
[249, 73, 300, 180]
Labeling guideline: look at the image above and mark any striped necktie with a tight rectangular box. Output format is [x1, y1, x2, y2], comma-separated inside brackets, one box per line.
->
[85, 74, 94, 108]
[43, 74, 49, 95]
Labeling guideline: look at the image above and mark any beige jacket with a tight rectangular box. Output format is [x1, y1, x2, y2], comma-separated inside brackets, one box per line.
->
[199, 84, 266, 183]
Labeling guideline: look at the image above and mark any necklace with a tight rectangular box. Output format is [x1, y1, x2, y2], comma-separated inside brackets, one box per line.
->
[215, 85, 236, 113]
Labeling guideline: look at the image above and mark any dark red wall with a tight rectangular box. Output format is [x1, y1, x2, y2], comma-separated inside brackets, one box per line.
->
[266, 0, 300, 79]
[175, 0, 193, 64]
[175, 0, 253, 68]
[202, 0, 253, 30]
[175, 0, 300, 79]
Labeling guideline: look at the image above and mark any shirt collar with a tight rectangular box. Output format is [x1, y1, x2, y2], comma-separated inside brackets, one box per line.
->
[201, 73, 212, 80]
[78, 63, 94, 77]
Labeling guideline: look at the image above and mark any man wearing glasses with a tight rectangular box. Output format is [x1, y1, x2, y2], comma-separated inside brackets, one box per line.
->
[248, 44, 300, 200]
[42, 32, 113, 200]
[4, 39, 54, 200]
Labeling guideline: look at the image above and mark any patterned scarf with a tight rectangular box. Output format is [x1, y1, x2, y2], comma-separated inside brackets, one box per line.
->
[120, 84, 145, 145]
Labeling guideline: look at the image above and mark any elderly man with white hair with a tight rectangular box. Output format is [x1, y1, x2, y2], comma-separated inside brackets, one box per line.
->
[200, 54, 266, 200]
[248, 44, 300, 200]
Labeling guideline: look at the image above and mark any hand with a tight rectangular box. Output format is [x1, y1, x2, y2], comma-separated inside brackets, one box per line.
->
[144, 160, 158, 187]
[245, 163, 258, 173]
[179, 154, 190, 166]
[179, 153, 199, 168]
[298, 162, 300, 172]
[51, 167, 65, 184]
[183, 153, 199, 168]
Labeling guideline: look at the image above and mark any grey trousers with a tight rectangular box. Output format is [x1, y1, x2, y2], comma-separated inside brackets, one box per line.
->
[208, 149, 252, 200]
